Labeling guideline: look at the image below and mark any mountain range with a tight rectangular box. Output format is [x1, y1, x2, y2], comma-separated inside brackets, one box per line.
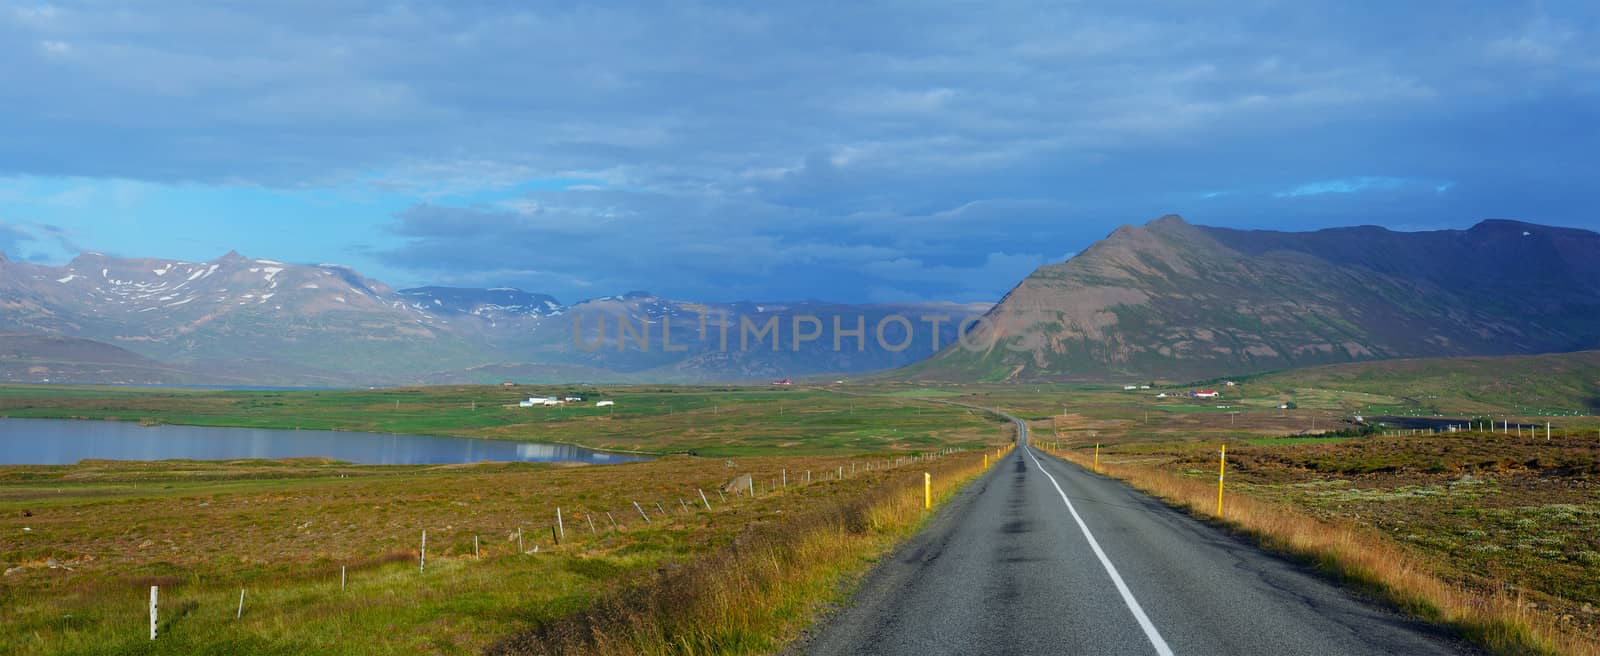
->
[4, 214, 1598, 386]
[907, 215, 1600, 382]
[0, 251, 985, 385]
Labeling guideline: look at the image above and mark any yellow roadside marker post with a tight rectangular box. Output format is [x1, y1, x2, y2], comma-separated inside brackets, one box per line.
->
[924, 472, 931, 510]
[1216, 444, 1227, 517]
[1094, 443, 1100, 472]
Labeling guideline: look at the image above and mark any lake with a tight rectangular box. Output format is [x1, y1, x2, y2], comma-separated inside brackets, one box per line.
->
[0, 418, 646, 465]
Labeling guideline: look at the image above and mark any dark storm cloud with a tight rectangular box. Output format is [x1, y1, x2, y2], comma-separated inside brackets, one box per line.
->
[4, 1, 1598, 301]
[375, 189, 1048, 302]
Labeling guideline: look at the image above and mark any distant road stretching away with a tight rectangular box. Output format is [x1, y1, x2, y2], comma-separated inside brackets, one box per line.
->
[799, 408, 1475, 656]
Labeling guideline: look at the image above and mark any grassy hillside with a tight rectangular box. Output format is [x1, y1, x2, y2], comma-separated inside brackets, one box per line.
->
[1242, 350, 1600, 416]
[864, 351, 1600, 448]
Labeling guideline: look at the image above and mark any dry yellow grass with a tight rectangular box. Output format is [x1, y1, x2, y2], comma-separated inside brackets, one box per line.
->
[1036, 443, 1598, 656]
[489, 444, 1014, 655]
[1, 449, 1010, 655]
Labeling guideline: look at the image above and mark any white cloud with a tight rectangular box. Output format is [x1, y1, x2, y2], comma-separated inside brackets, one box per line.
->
[1488, 16, 1576, 63]
[13, 5, 59, 22]
[1274, 176, 1453, 199]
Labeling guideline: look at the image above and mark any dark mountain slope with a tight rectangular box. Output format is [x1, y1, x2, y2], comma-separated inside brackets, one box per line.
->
[907, 215, 1600, 382]
[0, 333, 247, 385]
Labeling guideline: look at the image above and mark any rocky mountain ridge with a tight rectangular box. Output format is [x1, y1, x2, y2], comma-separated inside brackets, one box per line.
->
[906, 215, 1600, 381]
[0, 251, 985, 385]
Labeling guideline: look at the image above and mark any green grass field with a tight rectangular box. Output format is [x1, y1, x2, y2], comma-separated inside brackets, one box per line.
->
[0, 384, 1005, 457]
[5, 349, 1599, 655]
[1242, 350, 1600, 417]
[0, 384, 1013, 654]
[1242, 435, 1357, 447]
[1, 450, 994, 655]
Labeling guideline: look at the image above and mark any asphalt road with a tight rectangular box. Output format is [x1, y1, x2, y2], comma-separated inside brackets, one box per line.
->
[799, 410, 1474, 656]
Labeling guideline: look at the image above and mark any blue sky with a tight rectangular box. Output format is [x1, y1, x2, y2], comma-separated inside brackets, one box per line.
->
[1, 1, 1597, 303]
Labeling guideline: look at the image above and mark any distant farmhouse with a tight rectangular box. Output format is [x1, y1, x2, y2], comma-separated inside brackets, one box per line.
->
[516, 393, 604, 408]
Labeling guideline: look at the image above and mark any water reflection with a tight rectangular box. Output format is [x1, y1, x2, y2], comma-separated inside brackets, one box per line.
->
[0, 418, 646, 465]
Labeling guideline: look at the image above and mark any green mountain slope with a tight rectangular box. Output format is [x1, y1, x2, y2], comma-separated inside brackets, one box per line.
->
[1245, 350, 1600, 415]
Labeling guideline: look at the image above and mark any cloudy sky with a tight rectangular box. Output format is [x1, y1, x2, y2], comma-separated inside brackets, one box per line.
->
[2, 1, 1596, 303]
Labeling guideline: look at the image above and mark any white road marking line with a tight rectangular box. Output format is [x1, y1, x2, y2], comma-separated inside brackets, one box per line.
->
[1023, 444, 1176, 656]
